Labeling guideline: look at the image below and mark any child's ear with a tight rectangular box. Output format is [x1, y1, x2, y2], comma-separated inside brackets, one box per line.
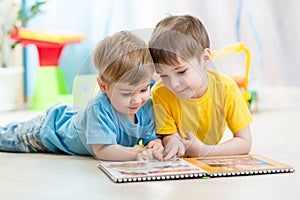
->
[201, 48, 212, 66]
[202, 48, 211, 62]
[97, 77, 107, 93]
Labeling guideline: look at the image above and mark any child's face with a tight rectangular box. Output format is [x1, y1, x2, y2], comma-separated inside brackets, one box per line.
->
[156, 56, 209, 99]
[105, 78, 151, 117]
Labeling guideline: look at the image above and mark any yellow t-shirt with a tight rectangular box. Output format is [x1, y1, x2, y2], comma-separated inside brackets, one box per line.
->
[151, 69, 253, 145]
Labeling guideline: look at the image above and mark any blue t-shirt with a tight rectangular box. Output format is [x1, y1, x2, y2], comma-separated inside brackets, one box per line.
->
[39, 91, 157, 156]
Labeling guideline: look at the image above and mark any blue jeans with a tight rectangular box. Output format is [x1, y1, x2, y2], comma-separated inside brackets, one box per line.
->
[0, 114, 50, 153]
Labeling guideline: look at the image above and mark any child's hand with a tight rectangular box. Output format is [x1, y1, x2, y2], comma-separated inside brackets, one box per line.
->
[180, 131, 196, 149]
[180, 131, 203, 157]
[162, 133, 185, 160]
[137, 149, 154, 161]
[146, 139, 164, 161]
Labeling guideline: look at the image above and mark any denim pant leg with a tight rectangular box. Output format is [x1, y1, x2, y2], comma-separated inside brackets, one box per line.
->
[0, 114, 50, 153]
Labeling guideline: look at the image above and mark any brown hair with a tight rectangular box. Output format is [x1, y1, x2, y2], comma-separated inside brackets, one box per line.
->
[94, 31, 154, 86]
[149, 15, 210, 66]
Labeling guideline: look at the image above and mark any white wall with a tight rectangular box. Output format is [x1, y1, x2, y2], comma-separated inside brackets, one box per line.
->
[24, 0, 300, 101]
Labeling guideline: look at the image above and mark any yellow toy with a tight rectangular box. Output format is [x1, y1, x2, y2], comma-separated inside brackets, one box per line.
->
[212, 42, 258, 112]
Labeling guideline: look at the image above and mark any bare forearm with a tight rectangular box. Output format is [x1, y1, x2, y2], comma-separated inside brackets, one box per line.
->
[92, 144, 143, 161]
[185, 127, 252, 157]
[186, 137, 251, 157]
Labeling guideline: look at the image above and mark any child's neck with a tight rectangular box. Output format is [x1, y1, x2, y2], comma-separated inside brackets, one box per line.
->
[126, 114, 138, 124]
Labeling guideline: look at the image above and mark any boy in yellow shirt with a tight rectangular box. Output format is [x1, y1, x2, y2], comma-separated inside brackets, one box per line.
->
[149, 14, 253, 160]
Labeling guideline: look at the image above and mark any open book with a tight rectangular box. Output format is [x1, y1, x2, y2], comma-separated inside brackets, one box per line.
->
[98, 154, 295, 183]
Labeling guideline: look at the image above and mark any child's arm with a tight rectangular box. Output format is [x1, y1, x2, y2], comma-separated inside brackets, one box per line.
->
[92, 140, 164, 161]
[182, 126, 252, 157]
[92, 144, 144, 161]
[161, 132, 185, 160]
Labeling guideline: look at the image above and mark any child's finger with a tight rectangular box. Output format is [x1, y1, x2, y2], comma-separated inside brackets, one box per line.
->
[153, 149, 163, 161]
[137, 150, 154, 161]
[177, 144, 185, 157]
[146, 141, 154, 149]
[163, 146, 178, 160]
[163, 151, 173, 160]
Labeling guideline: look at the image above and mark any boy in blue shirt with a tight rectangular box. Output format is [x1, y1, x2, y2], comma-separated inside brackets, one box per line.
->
[0, 31, 163, 161]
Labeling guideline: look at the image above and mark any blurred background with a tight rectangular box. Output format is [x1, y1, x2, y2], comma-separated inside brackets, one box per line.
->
[1, 0, 300, 111]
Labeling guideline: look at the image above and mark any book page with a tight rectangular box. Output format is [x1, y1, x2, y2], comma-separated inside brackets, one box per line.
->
[185, 154, 294, 172]
[99, 158, 206, 179]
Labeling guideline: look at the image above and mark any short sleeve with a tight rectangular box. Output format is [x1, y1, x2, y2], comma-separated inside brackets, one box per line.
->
[225, 79, 253, 133]
[85, 102, 118, 145]
[151, 82, 179, 135]
[139, 100, 159, 145]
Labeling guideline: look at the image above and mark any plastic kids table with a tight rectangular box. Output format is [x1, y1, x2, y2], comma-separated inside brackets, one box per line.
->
[10, 28, 85, 110]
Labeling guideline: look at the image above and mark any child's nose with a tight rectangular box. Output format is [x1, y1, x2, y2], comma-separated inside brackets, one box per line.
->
[131, 95, 142, 104]
[170, 77, 180, 89]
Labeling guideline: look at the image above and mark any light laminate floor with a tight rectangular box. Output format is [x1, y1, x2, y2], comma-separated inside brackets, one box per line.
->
[0, 96, 299, 200]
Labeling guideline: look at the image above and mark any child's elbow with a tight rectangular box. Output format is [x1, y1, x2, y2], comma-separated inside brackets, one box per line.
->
[94, 153, 104, 160]
[243, 139, 252, 154]
[237, 126, 252, 154]
[92, 144, 107, 160]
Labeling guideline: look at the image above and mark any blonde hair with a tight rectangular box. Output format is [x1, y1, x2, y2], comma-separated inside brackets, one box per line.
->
[149, 14, 210, 66]
[94, 31, 154, 86]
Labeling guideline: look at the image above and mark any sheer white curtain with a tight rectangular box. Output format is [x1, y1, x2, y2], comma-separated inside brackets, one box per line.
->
[25, 0, 300, 105]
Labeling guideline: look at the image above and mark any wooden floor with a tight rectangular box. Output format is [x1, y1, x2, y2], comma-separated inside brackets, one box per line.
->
[0, 92, 300, 200]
